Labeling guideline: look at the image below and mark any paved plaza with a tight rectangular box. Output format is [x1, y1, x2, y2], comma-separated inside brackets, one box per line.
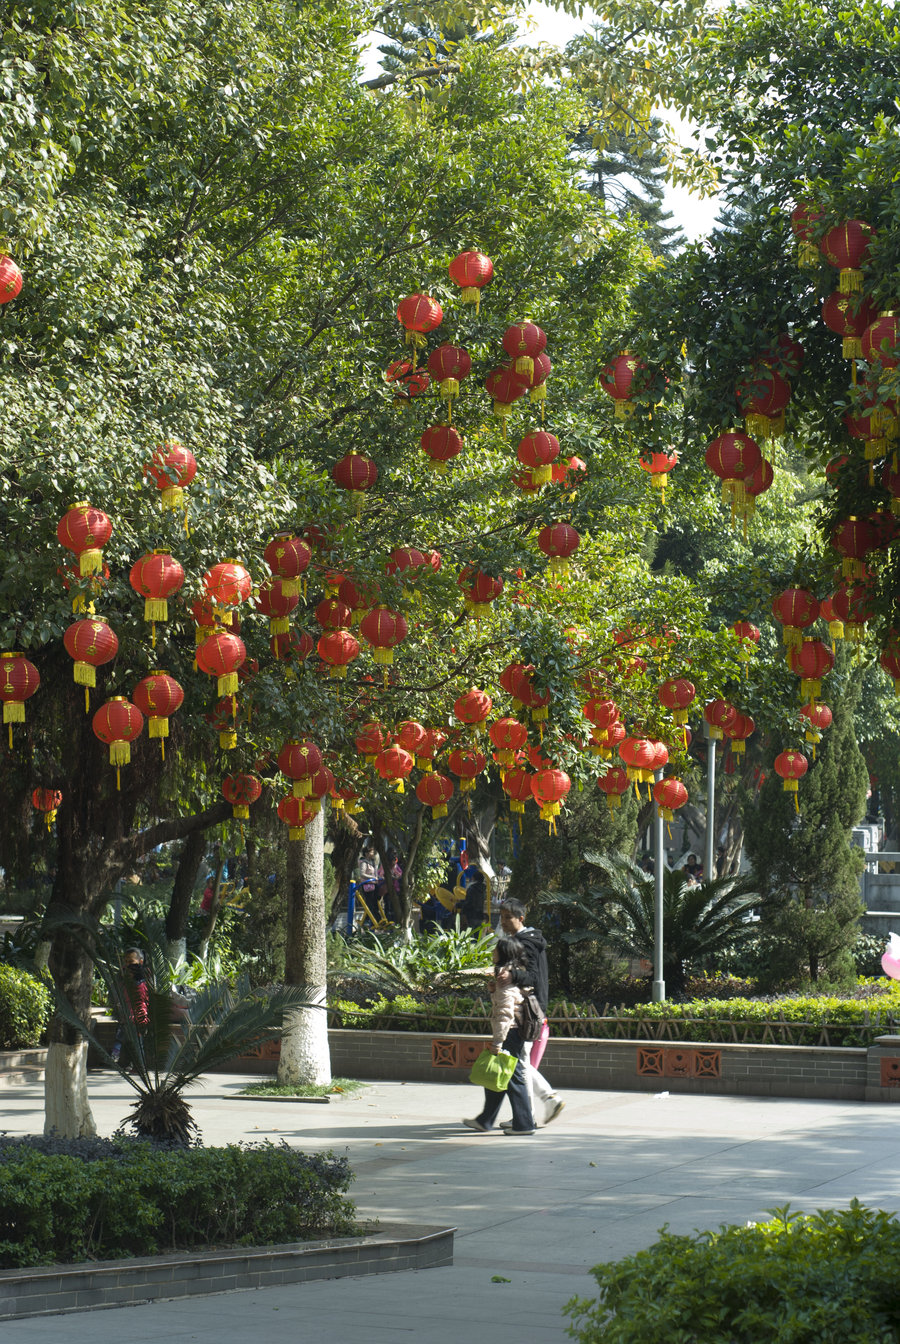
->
[3, 1073, 900, 1341]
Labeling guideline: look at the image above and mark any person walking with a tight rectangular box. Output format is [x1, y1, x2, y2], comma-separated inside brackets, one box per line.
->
[463, 936, 536, 1135]
[498, 897, 565, 1126]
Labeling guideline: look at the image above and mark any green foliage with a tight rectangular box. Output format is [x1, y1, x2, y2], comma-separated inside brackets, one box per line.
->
[0, 1139, 355, 1268]
[333, 921, 495, 994]
[0, 963, 51, 1048]
[566, 1200, 900, 1342]
[239, 1077, 365, 1097]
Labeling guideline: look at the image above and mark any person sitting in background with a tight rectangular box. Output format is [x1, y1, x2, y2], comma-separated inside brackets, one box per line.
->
[683, 853, 703, 883]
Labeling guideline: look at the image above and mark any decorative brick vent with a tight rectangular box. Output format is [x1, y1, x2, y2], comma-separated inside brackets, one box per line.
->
[638, 1046, 721, 1079]
[880, 1057, 900, 1087]
[431, 1039, 458, 1068]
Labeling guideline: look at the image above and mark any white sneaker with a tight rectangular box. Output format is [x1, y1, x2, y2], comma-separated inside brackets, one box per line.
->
[543, 1097, 566, 1125]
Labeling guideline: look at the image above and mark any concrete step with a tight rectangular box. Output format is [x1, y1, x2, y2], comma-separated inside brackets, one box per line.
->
[0, 1066, 44, 1089]
[0, 1048, 47, 1089]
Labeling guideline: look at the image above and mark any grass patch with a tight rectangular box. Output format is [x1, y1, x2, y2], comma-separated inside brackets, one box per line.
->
[239, 1077, 366, 1098]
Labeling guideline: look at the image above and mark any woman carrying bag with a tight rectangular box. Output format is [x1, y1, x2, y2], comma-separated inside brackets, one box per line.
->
[464, 936, 536, 1135]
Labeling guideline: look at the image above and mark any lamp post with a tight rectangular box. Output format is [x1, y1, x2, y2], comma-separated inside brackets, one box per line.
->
[704, 719, 717, 880]
[652, 767, 665, 1002]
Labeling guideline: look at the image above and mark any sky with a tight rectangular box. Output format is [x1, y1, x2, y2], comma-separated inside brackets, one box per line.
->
[361, 2, 722, 244]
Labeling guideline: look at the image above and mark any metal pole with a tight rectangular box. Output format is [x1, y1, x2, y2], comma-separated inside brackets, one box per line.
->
[652, 767, 665, 1002]
[705, 731, 717, 880]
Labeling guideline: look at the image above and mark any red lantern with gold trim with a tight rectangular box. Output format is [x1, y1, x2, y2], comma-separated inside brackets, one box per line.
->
[735, 369, 791, 439]
[254, 577, 299, 636]
[355, 721, 391, 764]
[426, 343, 471, 418]
[92, 697, 143, 788]
[332, 452, 378, 509]
[129, 550, 185, 643]
[488, 716, 527, 766]
[317, 628, 360, 679]
[703, 699, 737, 741]
[271, 629, 314, 663]
[600, 353, 645, 420]
[653, 776, 688, 821]
[538, 523, 580, 578]
[338, 576, 380, 622]
[820, 220, 875, 293]
[0, 255, 23, 303]
[203, 560, 251, 618]
[416, 726, 446, 772]
[532, 767, 570, 830]
[503, 766, 533, 814]
[132, 671, 183, 757]
[821, 293, 878, 359]
[278, 739, 322, 798]
[32, 787, 62, 829]
[862, 313, 900, 369]
[790, 202, 822, 268]
[639, 449, 678, 500]
[448, 746, 487, 793]
[657, 677, 695, 725]
[831, 581, 874, 642]
[197, 630, 246, 697]
[771, 587, 819, 652]
[421, 424, 463, 473]
[277, 794, 319, 841]
[264, 534, 311, 597]
[144, 442, 197, 510]
[458, 567, 503, 619]
[375, 744, 414, 792]
[454, 686, 493, 732]
[359, 607, 407, 684]
[396, 293, 443, 364]
[705, 433, 763, 512]
[448, 249, 493, 310]
[724, 711, 755, 754]
[517, 431, 560, 486]
[800, 702, 832, 754]
[57, 503, 112, 577]
[63, 617, 119, 710]
[485, 366, 528, 426]
[0, 652, 39, 748]
[223, 772, 262, 819]
[597, 765, 629, 810]
[385, 360, 430, 400]
[832, 516, 880, 580]
[315, 597, 353, 631]
[416, 772, 454, 820]
[502, 323, 546, 380]
[774, 748, 809, 810]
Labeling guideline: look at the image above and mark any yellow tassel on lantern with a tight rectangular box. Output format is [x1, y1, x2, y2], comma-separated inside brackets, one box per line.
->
[416, 755, 433, 772]
[431, 804, 448, 819]
[144, 598, 168, 623]
[289, 826, 305, 841]
[292, 779, 312, 799]
[269, 616, 290, 636]
[531, 464, 553, 486]
[232, 804, 250, 820]
[509, 800, 525, 814]
[219, 730, 237, 749]
[839, 267, 863, 294]
[460, 777, 476, 792]
[843, 336, 863, 359]
[79, 547, 103, 577]
[217, 672, 238, 697]
[515, 356, 534, 379]
[329, 665, 349, 680]
[606, 794, 622, 812]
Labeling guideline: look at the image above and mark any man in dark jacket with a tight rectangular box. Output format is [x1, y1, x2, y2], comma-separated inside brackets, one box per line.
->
[498, 898, 564, 1126]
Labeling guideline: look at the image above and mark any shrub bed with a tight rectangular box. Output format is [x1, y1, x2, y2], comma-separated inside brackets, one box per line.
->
[0, 964, 51, 1048]
[565, 1200, 900, 1342]
[0, 1135, 356, 1268]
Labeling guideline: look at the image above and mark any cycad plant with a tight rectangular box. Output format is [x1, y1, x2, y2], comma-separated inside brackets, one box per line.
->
[47, 916, 319, 1144]
[547, 855, 760, 994]
[332, 919, 495, 995]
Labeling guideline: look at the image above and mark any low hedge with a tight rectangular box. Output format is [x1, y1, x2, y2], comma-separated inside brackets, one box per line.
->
[0, 1135, 356, 1268]
[0, 964, 51, 1049]
[565, 1200, 900, 1342]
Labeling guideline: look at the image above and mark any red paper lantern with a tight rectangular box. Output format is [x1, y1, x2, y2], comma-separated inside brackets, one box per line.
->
[485, 366, 528, 424]
[724, 711, 755, 754]
[732, 620, 761, 646]
[0, 254, 23, 303]
[426, 343, 471, 415]
[144, 442, 197, 510]
[448, 249, 493, 309]
[531, 767, 570, 826]
[862, 314, 900, 369]
[397, 292, 443, 340]
[222, 772, 262, 819]
[458, 567, 503, 618]
[522, 352, 552, 412]
[337, 576, 380, 622]
[584, 697, 619, 730]
[517, 431, 560, 486]
[820, 220, 874, 292]
[386, 547, 435, 589]
[385, 360, 430, 399]
[454, 686, 493, 732]
[359, 607, 407, 679]
[254, 577, 299, 636]
[771, 587, 819, 651]
[32, 787, 62, 828]
[317, 628, 360, 679]
[203, 560, 251, 615]
[420, 424, 463, 473]
[600, 353, 645, 419]
[821, 293, 878, 359]
[375, 744, 414, 792]
[448, 746, 487, 793]
[501, 766, 532, 814]
[735, 369, 791, 439]
[510, 667, 550, 724]
[800, 702, 833, 749]
[705, 433, 763, 506]
[639, 449, 678, 498]
[332, 452, 378, 500]
[129, 551, 185, 641]
[774, 748, 809, 808]
[657, 678, 696, 724]
[264, 534, 312, 597]
[270, 629, 314, 663]
[416, 772, 454, 819]
[832, 516, 880, 579]
[278, 739, 323, 798]
[831, 581, 874, 640]
[57, 503, 113, 577]
[132, 671, 184, 755]
[502, 323, 547, 380]
[703, 699, 737, 741]
[415, 727, 447, 772]
[500, 661, 529, 702]
[396, 720, 428, 759]
[743, 459, 775, 516]
[63, 617, 118, 709]
[277, 793, 319, 840]
[653, 777, 688, 820]
[818, 595, 844, 644]
[355, 722, 391, 764]
[315, 597, 353, 631]
[597, 765, 630, 810]
[488, 716, 528, 766]
[538, 523, 580, 577]
[309, 765, 335, 801]
[618, 735, 657, 782]
[0, 651, 39, 747]
[196, 630, 247, 696]
[92, 697, 143, 786]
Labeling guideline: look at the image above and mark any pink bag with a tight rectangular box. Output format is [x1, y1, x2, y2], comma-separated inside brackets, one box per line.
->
[529, 1016, 550, 1070]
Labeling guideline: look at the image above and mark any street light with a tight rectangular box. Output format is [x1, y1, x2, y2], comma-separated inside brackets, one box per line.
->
[652, 766, 665, 1002]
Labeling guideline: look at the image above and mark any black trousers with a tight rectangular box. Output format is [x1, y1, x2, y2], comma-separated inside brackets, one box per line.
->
[476, 1027, 535, 1131]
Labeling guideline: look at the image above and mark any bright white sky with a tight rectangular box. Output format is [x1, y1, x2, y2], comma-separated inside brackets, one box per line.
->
[361, 1, 721, 243]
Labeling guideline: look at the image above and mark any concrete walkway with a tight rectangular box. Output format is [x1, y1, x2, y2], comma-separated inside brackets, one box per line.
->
[4, 1073, 900, 1341]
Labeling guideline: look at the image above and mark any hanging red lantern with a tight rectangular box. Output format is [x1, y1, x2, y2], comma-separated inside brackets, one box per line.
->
[330, 781, 363, 816]
[553, 454, 587, 490]
[448, 746, 487, 793]
[317, 628, 360, 679]
[510, 667, 550, 726]
[820, 220, 875, 293]
[501, 766, 532, 814]
[375, 744, 414, 792]
[278, 739, 322, 798]
[537, 523, 580, 577]
[264, 534, 312, 597]
[790, 202, 822, 268]
[206, 699, 237, 752]
[92, 697, 143, 788]
[485, 367, 528, 426]
[821, 293, 878, 360]
[618, 735, 657, 784]
[32, 787, 62, 829]
[315, 597, 353, 631]
[600, 353, 645, 419]
[277, 793, 319, 841]
[502, 323, 547, 380]
[396, 720, 428, 760]
[704, 431, 763, 512]
[396, 293, 443, 364]
[338, 576, 380, 623]
[196, 630, 246, 697]
[254, 577, 299, 636]
[653, 777, 688, 821]
[385, 360, 430, 400]
[703, 699, 737, 741]
[724, 711, 755, 754]
[420, 423, 463, 473]
[831, 580, 874, 641]
[516, 431, 560, 486]
[426, 344, 471, 418]
[597, 765, 630, 810]
[203, 560, 251, 618]
[454, 686, 493, 732]
[222, 772, 262, 819]
[0, 652, 39, 748]
[800, 703, 833, 753]
[818, 595, 844, 645]
[448, 249, 493, 310]
[359, 607, 407, 683]
[132, 672, 183, 758]
[355, 722, 391, 764]
[488, 716, 528, 766]
[57, 503, 113, 577]
[639, 449, 678, 500]
[862, 313, 900, 369]
[522, 352, 552, 416]
[743, 458, 775, 519]
[584, 697, 619, 731]
[271, 629, 314, 664]
[531, 767, 570, 829]
[500, 660, 529, 705]
[144, 442, 197, 511]
[771, 587, 819, 652]
[63, 617, 118, 711]
[416, 772, 454, 820]
[735, 369, 791, 439]
[332, 452, 378, 509]
[129, 550, 185, 644]
[386, 547, 436, 591]
[458, 567, 504, 618]
[657, 678, 695, 725]
[309, 765, 335, 802]
[774, 749, 809, 810]
[0, 254, 23, 303]
[832, 516, 881, 580]
[415, 726, 447, 772]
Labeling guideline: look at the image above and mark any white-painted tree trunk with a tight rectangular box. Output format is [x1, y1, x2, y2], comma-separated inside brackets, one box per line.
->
[44, 1040, 96, 1138]
[166, 936, 187, 970]
[278, 806, 331, 1087]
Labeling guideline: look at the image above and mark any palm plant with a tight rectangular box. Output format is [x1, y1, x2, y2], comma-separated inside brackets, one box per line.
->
[332, 919, 495, 995]
[46, 915, 319, 1144]
[543, 855, 760, 993]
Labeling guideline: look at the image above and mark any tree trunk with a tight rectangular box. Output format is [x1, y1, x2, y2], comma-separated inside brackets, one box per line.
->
[278, 807, 331, 1086]
[327, 812, 364, 923]
[165, 828, 208, 966]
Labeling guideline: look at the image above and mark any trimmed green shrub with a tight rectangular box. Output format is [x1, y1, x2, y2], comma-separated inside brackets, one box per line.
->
[0, 1137, 356, 1267]
[566, 1200, 900, 1342]
[0, 964, 51, 1048]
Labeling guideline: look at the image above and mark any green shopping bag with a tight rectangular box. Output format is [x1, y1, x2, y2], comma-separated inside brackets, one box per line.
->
[469, 1048, 517, 1092]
